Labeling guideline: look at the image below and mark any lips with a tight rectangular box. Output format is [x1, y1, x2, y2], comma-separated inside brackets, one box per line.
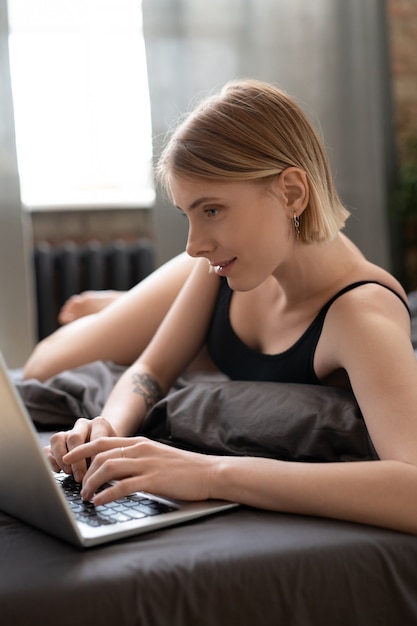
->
[211, 258, 237, 276]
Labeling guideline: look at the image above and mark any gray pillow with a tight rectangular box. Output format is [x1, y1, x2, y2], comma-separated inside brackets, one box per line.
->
[16, 361, 126, 428]
[141, 381, 378, 462]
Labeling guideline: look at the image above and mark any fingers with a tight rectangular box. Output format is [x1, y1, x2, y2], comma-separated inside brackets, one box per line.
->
[48, 416, 116, 483]
[88, 476, 141, 506]
[82, 456, 136, 504]
[43, 444, 62, 473]
[76, 438, 149, 503]
[49, 418, 91, 481]
[63, 436, 135, 493]
[63, 436, 130, 465]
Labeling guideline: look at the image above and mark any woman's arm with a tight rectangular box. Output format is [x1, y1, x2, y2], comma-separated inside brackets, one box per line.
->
[214, 456, 417, 535]
[66, 438, 417, 535]
[23, 252, 196, 381]
[47, 258, 221, 480]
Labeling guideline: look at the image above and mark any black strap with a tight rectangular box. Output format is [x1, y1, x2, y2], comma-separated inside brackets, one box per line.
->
[321, 280, 410, 317]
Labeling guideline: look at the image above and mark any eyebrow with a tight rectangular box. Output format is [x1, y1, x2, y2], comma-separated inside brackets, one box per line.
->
[175, 197, 222, 212]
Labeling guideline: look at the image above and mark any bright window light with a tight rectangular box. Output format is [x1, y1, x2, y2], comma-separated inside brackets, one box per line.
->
[7, 0, 155, 210]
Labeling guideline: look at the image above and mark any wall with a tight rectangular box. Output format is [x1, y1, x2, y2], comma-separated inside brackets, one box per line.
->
[31, 208, 154, 247]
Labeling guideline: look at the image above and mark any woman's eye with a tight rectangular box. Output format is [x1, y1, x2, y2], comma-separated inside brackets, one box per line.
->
[205, 208, 219, 217]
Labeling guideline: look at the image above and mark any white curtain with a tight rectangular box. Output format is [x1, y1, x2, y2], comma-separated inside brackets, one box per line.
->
[143, 0, 395, 268]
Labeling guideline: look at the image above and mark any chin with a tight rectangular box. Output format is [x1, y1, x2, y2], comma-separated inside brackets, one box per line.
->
[226, 275, 264, 293]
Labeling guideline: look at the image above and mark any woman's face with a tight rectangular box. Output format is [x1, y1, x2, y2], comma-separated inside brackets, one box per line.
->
[170, 175, 295, 291]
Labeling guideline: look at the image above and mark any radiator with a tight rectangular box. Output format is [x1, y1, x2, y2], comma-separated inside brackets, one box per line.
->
[33, 238, 155, 340]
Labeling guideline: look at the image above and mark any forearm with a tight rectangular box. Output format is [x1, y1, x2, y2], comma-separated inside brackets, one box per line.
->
[100, 363, 164, 436]
[210, 456, 417, 535]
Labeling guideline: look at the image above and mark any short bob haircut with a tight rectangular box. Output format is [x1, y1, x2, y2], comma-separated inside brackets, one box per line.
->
[156, 79, 349, 243]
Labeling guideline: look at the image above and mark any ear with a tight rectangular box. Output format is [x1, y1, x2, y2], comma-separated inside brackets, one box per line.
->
[274, 167, 309, 216]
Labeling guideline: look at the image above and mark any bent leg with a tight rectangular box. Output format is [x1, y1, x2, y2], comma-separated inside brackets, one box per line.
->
[23, 253, 196, 381]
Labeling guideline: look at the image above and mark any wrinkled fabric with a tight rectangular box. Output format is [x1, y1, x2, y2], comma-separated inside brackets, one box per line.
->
[142, 380, 378, 462]
[15, 361, 126, 427]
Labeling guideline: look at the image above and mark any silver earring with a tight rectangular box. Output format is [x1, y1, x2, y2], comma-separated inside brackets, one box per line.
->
[293, 213, 300, 239]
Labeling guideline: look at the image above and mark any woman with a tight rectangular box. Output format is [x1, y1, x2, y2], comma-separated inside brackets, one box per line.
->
[42, 79, 417, 534]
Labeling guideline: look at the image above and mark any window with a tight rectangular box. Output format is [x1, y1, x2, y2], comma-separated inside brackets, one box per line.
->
[7, 0, 154, 210]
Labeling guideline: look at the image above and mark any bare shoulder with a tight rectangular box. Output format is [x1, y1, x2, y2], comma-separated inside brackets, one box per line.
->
[338, 234, 408, 301]
[315, 259, 412, 380]
[362, 259, 408, 301]
[326, 266, 410, 345]
[320, 245, 408, 324]
[346, 269, 407, 322]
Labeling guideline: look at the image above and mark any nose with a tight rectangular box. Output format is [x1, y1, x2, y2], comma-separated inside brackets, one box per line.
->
[185, 223, 214, 259]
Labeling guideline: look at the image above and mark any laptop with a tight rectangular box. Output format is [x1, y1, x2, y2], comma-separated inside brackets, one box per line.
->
[0, 352, 237, 548]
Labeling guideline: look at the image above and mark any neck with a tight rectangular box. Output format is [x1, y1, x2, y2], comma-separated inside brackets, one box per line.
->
[271, 234, 360, 304]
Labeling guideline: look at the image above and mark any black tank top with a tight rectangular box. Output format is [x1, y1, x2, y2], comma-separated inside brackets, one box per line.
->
[206, 279, 410, 385]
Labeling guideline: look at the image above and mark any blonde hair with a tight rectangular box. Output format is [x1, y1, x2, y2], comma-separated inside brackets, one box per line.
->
[156, 79, 349, 243]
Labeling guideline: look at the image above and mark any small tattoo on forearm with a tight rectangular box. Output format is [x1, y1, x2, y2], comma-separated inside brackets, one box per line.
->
[131, 372, 163, 413]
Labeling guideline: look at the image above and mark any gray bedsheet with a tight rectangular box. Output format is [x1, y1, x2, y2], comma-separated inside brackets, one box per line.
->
[2, 500, 417, 626]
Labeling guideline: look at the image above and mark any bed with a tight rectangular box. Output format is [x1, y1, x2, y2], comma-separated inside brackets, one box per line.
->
[2, 363, 417, 625]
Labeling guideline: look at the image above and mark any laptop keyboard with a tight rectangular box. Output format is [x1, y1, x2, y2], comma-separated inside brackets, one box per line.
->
[56, 474, 177, 527]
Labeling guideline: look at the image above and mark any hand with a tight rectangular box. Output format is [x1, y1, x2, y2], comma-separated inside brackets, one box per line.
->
[63, 436, 216, 505]
[44, 416, 118, 483]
